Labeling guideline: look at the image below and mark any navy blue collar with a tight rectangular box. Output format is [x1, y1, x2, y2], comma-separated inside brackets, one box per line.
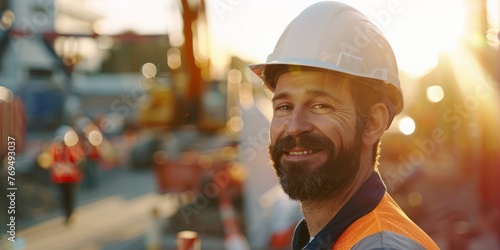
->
[292, 172, 386, 250]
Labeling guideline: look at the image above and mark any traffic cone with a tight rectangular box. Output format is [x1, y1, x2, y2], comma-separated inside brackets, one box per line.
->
[177, 230, 201, 250]
[218, 189, 250, 250]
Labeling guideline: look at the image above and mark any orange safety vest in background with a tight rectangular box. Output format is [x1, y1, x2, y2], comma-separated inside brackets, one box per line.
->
[51, 145, 83, 184]
[292, 172, 439, 250]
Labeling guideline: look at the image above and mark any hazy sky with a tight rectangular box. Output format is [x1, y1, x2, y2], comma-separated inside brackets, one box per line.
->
[85, 0, 499, 78]
[204, 0, 467, 77]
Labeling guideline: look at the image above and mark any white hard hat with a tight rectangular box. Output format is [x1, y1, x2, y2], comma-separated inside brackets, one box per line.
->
[249, 1, 404, 117]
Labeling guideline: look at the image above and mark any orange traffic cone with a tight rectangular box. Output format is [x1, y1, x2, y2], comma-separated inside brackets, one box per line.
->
[177, 230, 201, 250]
[219, 189, 250, 250]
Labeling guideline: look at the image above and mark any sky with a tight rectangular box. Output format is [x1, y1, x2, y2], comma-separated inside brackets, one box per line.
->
[204, 0, 467, 77]
[83, 0, 499, 79]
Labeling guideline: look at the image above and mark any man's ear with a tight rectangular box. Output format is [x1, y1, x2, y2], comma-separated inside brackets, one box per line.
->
[363, 103, 389, 146]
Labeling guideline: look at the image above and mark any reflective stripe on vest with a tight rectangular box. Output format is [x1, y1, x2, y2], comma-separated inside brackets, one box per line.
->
[332, 193, 439, 250]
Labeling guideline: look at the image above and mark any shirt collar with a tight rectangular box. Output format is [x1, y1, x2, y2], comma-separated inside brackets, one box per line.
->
[292, 171, 386, 250]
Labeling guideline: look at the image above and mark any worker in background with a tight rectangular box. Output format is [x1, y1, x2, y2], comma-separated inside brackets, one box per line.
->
[50, 136, 83, 225]
[249, 1, 439, 249]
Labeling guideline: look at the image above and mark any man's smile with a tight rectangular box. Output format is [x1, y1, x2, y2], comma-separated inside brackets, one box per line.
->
[287, 149, 314, 156]
[283, 147, 323, 161]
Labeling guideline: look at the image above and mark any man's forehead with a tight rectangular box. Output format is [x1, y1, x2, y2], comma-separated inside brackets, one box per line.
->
[274, 70, 351, 95]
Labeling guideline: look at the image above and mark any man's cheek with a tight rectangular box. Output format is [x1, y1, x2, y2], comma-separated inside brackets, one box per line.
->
[270, 118, 287, 137]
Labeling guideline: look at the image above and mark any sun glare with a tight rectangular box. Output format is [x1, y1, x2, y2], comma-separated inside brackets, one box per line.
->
[82, 0, 473, 80]
[385, 0, 466, 78]
[88, 0, 172, 35]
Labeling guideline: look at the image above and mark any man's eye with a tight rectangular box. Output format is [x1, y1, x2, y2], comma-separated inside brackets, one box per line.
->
[311, 104, 335, 113]
[275, 105, 292, 111]
[312, 104, 331, 109]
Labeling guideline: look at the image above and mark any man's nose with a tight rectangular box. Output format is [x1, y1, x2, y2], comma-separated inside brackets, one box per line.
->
[285, 109, 313, 136]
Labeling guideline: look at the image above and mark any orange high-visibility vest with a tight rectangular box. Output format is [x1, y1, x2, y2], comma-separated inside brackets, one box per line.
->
[292, 172, 439, 249]
[332, 193, 439, 249]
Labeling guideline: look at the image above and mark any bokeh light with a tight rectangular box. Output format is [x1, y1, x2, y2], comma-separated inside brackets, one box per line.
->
[198, 154, 213, 168]
[398, 116, 416, 135]
[167, 47, 182, 70]
[0, 86, 13, 102]
[88, 130, 104, 146]
[37, 151, 53, 169]
[0, 9, 14, 30]
[228, 69, 242, 84]
[64, 129, 79, 147]
[142, 62, 157, 78]
[228, 116, 244, 132]
[426, 85, 445, 103]
[239, 81, 254, 109]
[228, 106, 242, 118]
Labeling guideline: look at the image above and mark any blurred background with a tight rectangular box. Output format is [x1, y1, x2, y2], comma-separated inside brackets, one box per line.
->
[0, 0, 499, 249]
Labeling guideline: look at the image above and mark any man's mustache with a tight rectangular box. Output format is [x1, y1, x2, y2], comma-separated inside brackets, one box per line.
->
[270, 133, 334, 155]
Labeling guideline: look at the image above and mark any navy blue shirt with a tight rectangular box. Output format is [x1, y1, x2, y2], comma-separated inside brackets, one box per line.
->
[292, 172, 386, 250]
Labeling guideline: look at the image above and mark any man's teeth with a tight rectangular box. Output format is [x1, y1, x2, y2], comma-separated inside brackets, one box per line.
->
[288, 150, 313, 155]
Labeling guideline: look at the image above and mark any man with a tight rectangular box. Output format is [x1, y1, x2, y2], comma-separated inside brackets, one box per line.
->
[51, 135, 83, 225]
[249, 1, 440, 249]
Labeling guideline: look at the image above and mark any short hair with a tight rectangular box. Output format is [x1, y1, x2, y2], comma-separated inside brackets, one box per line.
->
[348, 76, 384, 168]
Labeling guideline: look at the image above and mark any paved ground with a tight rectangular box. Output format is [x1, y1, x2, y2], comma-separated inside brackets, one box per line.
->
[4, 167, 226, 250]
[0, 128, 249, 250]
[18, 193, 168, 250]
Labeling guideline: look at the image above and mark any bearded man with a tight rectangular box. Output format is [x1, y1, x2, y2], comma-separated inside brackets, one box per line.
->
[249, 2, 439, 249]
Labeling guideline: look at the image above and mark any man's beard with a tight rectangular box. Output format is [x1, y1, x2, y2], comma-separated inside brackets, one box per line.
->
[269, 129, 363, 202]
